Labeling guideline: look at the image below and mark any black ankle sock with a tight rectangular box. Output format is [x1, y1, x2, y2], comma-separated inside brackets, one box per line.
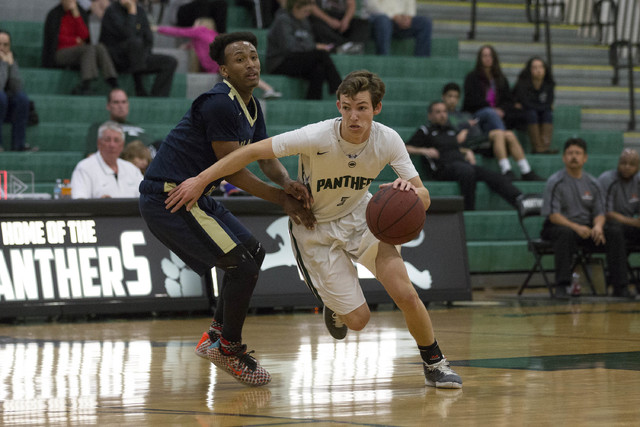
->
[419, 340, 443, 365]
[81, 79, 91, 90]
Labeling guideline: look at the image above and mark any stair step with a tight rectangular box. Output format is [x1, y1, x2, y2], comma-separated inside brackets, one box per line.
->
[458, 40, 611, 65]
[434, 20, 598, 44]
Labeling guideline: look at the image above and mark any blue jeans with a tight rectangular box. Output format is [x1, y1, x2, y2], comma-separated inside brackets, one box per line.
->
[0, 90, 29, 151]
[524, 108, 553, 125]
[369, 14, 432, 57]
[474, 107, 506, 132]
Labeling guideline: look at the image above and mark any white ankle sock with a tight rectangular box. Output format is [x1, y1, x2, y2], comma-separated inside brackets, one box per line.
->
[499, 158, 511, 174]
[518, 159, 531, 174]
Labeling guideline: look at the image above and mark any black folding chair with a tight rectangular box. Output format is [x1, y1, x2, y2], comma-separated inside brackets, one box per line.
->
[516, 194, 555, 296]
[516, 194, 600, 297]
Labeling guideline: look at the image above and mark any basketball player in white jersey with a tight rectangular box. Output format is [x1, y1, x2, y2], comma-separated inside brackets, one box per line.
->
[165, 70, 462, 389]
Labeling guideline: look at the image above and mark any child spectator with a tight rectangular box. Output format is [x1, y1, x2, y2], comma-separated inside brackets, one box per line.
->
[154, 18, 282, 98]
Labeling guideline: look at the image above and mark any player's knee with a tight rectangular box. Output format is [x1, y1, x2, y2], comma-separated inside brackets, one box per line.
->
[344, 307, 370, 331]
[346, 315, 369, 331]
[393, 290, 423, 312]
[244, 237, 266, 269]
[217, 245, 261, 280]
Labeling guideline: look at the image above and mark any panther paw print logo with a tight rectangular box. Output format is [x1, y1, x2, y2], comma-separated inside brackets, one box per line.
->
[161, 252, 203, 297]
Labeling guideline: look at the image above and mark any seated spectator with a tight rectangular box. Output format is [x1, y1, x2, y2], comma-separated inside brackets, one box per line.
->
[235, 0, 283, 29]
[167, 0, 228, 33]
[541, 138, 630, 298]
[43, 0, 119, 96]
[0, 29, 32, 152]
[85, 88, 157, 157]
[405, 101, 522, 211]
[442, 81, 493, 156]
[153, 18, 282, 98]
[363, 0, 432, 57]
[121, 139, 152, 174]
[310, 0, 369, 54]
[513, 56, 557, 154]
[71, 121, 144, 198]
[99, 0, 178, 97]
[463, 45, 542, 181]
[77, 0, 111, 20]
[444, 82, 542, 181]
[598, 148, 640, 296]
[267, 0, 342, 100]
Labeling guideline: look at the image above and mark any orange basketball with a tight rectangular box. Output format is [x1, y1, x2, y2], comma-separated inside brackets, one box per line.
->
[366, 186, 426, 245]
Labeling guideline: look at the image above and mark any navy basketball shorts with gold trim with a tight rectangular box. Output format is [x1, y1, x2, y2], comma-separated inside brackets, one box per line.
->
[139, 181, 253, 276]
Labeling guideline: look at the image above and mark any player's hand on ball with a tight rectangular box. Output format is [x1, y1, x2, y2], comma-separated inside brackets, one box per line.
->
[165, 177, 206, 213]
[379, 177, 417, 193]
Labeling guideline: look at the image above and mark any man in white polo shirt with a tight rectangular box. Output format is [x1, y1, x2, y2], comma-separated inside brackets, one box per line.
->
[71, 120, 143, 198]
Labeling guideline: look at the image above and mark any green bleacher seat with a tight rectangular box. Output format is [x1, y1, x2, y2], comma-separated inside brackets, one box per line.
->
[0, 151, 83, 183]
[331, 55, 474, 80]
[364, 37, 459, 57]
[20, 68, 187, 98]
[1, 122, 173, 152]
[27, 94, 192, 124]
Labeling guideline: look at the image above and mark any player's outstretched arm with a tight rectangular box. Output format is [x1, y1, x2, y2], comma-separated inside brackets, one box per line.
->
[165, 138, 275, 212]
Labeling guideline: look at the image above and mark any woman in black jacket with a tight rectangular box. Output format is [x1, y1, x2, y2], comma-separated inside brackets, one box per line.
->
[513, 56, 557, 154]
[462, 45, 542, 181]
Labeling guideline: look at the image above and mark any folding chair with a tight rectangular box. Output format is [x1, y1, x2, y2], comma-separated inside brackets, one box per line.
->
[516, 193, 599, 297]
[516, 194, 555, 296]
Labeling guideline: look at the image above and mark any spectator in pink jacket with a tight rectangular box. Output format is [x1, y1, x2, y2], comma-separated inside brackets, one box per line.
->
[154, 18, 282, 99]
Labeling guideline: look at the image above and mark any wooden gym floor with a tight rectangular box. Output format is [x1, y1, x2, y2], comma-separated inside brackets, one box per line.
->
[1, 289, 639, 426]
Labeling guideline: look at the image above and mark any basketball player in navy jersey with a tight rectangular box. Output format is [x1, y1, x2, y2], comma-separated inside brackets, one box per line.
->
[165, 70, 463, 389]
[139, 32, 314, 386]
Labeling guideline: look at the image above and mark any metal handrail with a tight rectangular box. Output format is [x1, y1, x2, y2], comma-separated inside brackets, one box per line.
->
[467, 0, 477, 40]
[525, 0, 563, 69]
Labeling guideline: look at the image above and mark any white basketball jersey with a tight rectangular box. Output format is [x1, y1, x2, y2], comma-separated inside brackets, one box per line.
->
[272, 118, 418, 222]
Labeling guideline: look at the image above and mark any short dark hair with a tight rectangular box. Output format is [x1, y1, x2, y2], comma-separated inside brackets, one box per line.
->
[209, 32, 258, 65]
[336, 70, 385, 106]
[442, 82, 461, 95]
[428, 100, 445, 114]
[563, 137, 587, 154]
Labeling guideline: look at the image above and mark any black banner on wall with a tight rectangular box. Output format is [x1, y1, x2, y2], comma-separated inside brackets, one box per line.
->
[0, 198, 471, 317]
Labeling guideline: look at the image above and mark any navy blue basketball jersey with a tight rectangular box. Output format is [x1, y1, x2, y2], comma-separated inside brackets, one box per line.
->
[144, 80, 268, 194]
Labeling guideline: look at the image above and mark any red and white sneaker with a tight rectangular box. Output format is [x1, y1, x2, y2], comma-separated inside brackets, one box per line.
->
[207, 341, 271, 386]
[195, 329, 221, 359]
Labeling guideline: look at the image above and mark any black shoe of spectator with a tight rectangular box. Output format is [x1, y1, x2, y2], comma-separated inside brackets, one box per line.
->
[554, 285, 568, 299]
[135, 85, 149, 97]
[502, 170, 516, 182]
[71, 84, 94, 96]
[522, 171, 545, 181]
[611, 286, 633, 299]
[14, 144, 39, 152]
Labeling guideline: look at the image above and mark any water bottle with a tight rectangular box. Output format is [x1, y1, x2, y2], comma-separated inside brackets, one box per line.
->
[53, 179, 62, 200]
[61, 179, 72, 199]
[570, 272, 581, 296]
